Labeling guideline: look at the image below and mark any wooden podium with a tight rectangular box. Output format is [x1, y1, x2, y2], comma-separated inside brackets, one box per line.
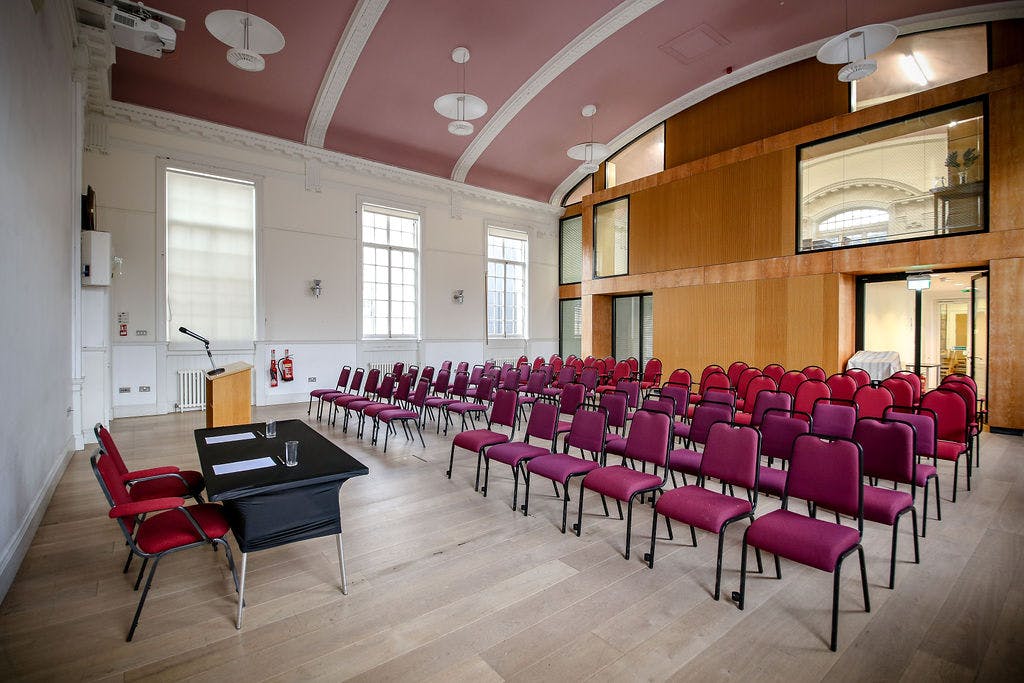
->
[206, 362, 253, 428]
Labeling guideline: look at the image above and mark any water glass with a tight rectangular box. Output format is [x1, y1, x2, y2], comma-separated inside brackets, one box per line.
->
[284, 440, 299, 467]
[266, 421, 277, 439]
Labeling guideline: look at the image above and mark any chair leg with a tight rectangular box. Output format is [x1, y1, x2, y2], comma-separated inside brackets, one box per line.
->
[934, 476, 942, 521]
[830, 558, 843, 652]
[665, 517, 674, 540]
[415, 421, 425, 448]
[383, 422, 390, 452]
[511, 466, 520, 511]
[774, 553, 781, 579]
[572, 480, 586, 536]
[922, 477, 930, 538]
[122, 547, 135, 574]
[911, 507, 920, 565]
[689, 525, 698, 547]
[475, 450, 485, 491]
[481, 456, 490, 496]
[858, 545, 871, 612]
[126, 555, 160, 642]
[624, 496, 636, 560]
[952, 460, 959, 503]
[615, 498, 624, 520]
[714, 527, 726, 600]
[236, 552, 247, 629]
[644, 511, 659, 568]
[133, 557, 149, 590]
[218, 539, 239, 593]
[446, 444, 456, 479]
[521, 471, 532, 515]
[732, 531, 749, 609]
[889, 512, 901, 589]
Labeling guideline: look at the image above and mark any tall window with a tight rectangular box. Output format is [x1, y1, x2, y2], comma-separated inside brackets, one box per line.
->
[165, 167, 255, 346]
[559, 215, 582, 284]
[594, 197, 629, 277]
[487, 227, 528, 337]
[559, 298, 582, 358]
[613, 293, 653, 366]
[362, 203, 419, 338]
[605, 124, 665, 189]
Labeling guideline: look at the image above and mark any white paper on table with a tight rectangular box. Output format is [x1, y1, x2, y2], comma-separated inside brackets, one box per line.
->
[212, 457, 277, 475]
[205, 432, 257, 445]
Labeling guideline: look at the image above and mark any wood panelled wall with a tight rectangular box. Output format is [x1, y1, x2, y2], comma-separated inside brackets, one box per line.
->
[560, 21, 1024, 430]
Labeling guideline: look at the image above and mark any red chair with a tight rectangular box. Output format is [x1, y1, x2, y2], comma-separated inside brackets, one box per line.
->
[853, 384, 894, 420]
[599, 389, 629, 437]
[326, 367, 365, 424]
[881, 376, 914, 408]
[572, 410, 673, 559]
[726, 361, 749, 388]
[893, 370, 922, 405]
[811, 399, 858, 439]
[734, 434, 870, 652]
[625, 356, 639, 376]
[440, 360, 453, 373]
[825, 373, 857, 402]
[736, 374, 774, 413]
[596, 360, 632, 393]
[802, 365, 827, 381]
[646, 423, 761, 600]
[884, 406, 941, 536]
[687, 372, 731, 418]
[735, 387, 789, 427]
[445, 375, 496, 433]
[920, 388, 971, 502]
[552, 383, 587, 443]
[639, 357, 663, 395]
[778, 370, 807, 397]
[940, 379, 982, 468]
[550, 354, 563, 373]
[94, 424, 204, 503]
[447, 388, 518, 487]
[733, 368, 762, 409]
[348, 372, 397, 439]
[762, 363, 786, 384]
[375, 378, 428, 452]
[667, 367, 691, 387]
[333, 367, 380, 429]
[668, 400, 734, 485]
[755, 408, 811, 498]
[845, 367, 871, 387]
[692, 364, 726, 404]
[309, 365, 351, 419]
[578, 366, 600, 394]
[481, 399, 559, 510]
[91, 451, 237, 641]
[853, 419, 920, 588]
[794, 379, 830, 416]
[423, 369, 460, 432]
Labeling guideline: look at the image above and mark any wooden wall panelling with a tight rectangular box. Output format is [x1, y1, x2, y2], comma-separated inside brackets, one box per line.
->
[989, 85, 1024, 231]
[987, 258, 1023, 430]
[665, 58, 848, 169]
[990, 19, 1024, 70]
[582, 294, 613, 359]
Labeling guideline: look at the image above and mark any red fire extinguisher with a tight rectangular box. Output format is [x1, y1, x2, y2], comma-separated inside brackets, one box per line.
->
[270, 349, 279, 387]
[281, 349, 295, 382]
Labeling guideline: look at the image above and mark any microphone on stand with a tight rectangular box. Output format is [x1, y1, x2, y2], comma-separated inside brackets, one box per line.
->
[178, 326, 224, 375]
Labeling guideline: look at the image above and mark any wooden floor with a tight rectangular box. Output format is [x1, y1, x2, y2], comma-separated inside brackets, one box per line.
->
[1, 403, 1022, 681]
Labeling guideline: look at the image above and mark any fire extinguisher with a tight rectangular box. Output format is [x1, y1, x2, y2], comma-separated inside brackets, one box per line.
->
[281, 349, 295, 382]
[270, 349, 279, 387]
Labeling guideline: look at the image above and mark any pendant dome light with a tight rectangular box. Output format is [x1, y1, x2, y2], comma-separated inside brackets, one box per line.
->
[816, 3, 896, 82]
[434, 47, 488, 136]
[205, 9, 285, 73]
[566, 104, 609, 174]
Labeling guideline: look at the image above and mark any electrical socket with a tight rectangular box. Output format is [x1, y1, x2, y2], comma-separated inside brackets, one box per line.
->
[139, 386, 150, 392]
[118, 387, 131, 393]
[308, 376, 317, 383]
[135, 329, 148, 336]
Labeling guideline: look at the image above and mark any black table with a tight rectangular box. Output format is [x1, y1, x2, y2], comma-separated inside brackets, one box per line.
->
[194, 419, 368, 628]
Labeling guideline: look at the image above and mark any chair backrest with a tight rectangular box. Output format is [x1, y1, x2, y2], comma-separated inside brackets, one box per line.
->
[362, 368, 381, 395]
[524, 369, 548, 393]
[785, 435, 863, 531]
[642, 358, 662, 383]
[440, 360, 453, 372]
[523, 400, 559, 444]
[659, 382, 690, 419]
[811, 399, 858, 439]
[758, 409, 811, 463]
[94, 423, 129, 477]
[599, 390, 629, 430]
[551, 356, 563, 374]
[884, 406, 937, 459]
[518, 362, 532, 384]
[802, 365, 827, 381]
[624, 410, 672, 469]
[762, 363, 786, 384]
[853, 384, 894, 420]
[942, 372, 977, 392]
[348, 366, 365, 393]
[569, 357, 584, 374]
[603, 356, 616, 370]
[893, 370, 922, 404]
[616, 379, 641, 408]
[564, 405, 608, 456]
[335, 366, 352, 390]
[456, 360, 469, 373]
[919, 388, 968, 443]
[609, 360, 631, 384]
[500, 368, 520, 390]
[626, 357, 640, 375]
[742, 375, 776, 409]
[420, 366, 435, 384]
[406, 365, 419, 384]
[854, 418, 915, 488]
[701, 423, 761, 494]
[594, 358, 607, 376]
[793, 379, 830, 415]
[377, 373, 396, 400]
[487, 389, 519, 431]
[91, 451, 136, 535]
[667, 367, 691, 387]
[748, 389, 792, 427]
[483, 360, 495, 373]
[703, 387, 736, 408]
[701, 371, 731, 397]
[940, 380, 978, 425]
[845, 367, 871, 386]
[432, 368, 452, 394]
[392, 362, 405, 377]
[532, 356, 545, 371]
[558, 383, 586, 416]
[468, 364, 484, 385]
[779, 370, 808, 397]
[409, 378, 431, 408]
[538, 363, 554, 386]
[699, 364, 725, 388]
[515, 355, 528, 367]
[639, 391, 675, 417]
[735, 367, 761, 400]
[825, 373, 857, 401]
[473, 375, 495, 401]
[449, 370, 470, 397]
[726, 361, 749, 387]
[554, 365, 575, 386]
[881, 376, 914, 408]
[393, 373, 412, 402]
[689, 401, 735, 445]
[578, 367, 600, 391]
[583, 355, 596, 368]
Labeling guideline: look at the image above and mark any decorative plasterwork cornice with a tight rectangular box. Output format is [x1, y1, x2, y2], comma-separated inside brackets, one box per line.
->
[95, 101, 562, 215]
[549, 1, 1024, 205]
[304, 0, 389, 147]
[79, 25, 115, 112]
[451, 0, 663, 184]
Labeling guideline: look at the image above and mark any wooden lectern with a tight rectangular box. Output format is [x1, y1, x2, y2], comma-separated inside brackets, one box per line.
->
[206, 362, 253, 428]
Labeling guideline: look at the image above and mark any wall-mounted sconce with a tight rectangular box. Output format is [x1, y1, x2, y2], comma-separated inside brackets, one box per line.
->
[452, 289, 464, 304]
[112, 255, 126, 278]
[311, 278, 322, 299]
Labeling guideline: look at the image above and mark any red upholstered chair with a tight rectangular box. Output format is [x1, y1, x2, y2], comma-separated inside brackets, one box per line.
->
[375, 378, 429, 452]
[326, 367, 365, 424]
[420, 365, 435, 385]
[447, 387, 518, 488]
[853, 384, 894, 420]
[349, 372, 397, 439]
[802, 365, 827, 381]
[615, 379, 642, 412]
[735, 388, 790, 428]
[692, 364, 726, 404]
[445, 375, 496, 433]
[686, 372, 732, 418]
[596, 360, 632, 393]
[733, 368, 761, 409]
[893, 370, 922, 405]
[568, 356, 584, 376]
[482, 399, 559, 510]
[639, 357, 663, 395]
[734, 434, 869, 652]
[881, 376, 914, 409]
[455, 360, 469, 374]
[667, 367, 691, 388]
[392, 361, 405, 378]
[552, 383, 587, 443]
[550, 354, 563, 373]
[572, 410, 673, 559]
[95, 424, 205, 503]
[762, 363, 786, 384]
[625, 356, 639, 376]
[659, 382, 691, 424]
[549, 364, 577, 391]
[825, 373, 857, 402]
[811, 399, 858, 439]
[583, 355, 596, 368]
[466, 364, 485, 390]
[794, 379, 830, 416]
[422, 368, 458, 432]
[883, 406, 941, 536]
[406, 365, 420, 384]
[853, 419, 921, 588]
[524, 405, 608, 532]
[736, 374, 775, 414]
[755, 408, 811, 498]
[726, 361, 749, 388]
[668, 400, 734, 486]
[920, 388, 971, 502]
[646, 423, 761, 600]
[309, 365, 351, 418]
[599, 389, 629, 437]
[578, 366, 600, 394]
[845, 367, 871, 387]
[91, 451, 237, 641]
[940, 378, 982, 467]
[779, 370, 808, 397]
[515, 355, 528, 368]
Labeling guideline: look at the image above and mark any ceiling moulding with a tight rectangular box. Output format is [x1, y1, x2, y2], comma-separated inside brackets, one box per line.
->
[304, 0, 389, 147]
[548, 0, 1024, 205]
[451, 0, 664, 183]
[95, 101, 562, 215]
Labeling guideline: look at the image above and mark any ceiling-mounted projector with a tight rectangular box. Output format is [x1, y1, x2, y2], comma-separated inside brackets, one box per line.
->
[108, 1, 185, 58]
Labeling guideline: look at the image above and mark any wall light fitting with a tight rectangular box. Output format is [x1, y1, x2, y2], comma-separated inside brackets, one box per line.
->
[311, 278, 322, 299]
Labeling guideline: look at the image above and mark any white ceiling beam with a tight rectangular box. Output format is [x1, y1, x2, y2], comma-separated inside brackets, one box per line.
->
[450, 0, 663, 183]
[304, 0, 389, 147]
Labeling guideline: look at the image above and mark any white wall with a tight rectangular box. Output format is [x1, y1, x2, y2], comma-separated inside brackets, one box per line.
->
[84, 116, 560, 416]
[0, 2, 77, 599]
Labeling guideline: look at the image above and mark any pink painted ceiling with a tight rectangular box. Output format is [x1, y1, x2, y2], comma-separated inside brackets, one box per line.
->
[109, 0, 993, 202]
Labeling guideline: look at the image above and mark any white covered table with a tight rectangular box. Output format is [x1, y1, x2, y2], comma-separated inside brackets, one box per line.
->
[847, 350, 902, 381]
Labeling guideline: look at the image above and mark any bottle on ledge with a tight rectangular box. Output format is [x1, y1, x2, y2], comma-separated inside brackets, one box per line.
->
[270, 349, 279, 388]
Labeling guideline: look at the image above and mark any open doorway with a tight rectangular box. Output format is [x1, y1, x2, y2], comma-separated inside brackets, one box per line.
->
[856, 269, 987, 393]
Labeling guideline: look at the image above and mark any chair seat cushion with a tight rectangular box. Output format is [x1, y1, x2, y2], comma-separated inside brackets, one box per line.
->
[527, 453, 601, 482]
[424, 396, 457, 408]
[487, 442, 550, 466]
[733, 412, 752, 426]
[554, 419, 573, 434]
[540, 387, 562, 397]
[447, 401, 487, 415]
[936, 439, 966, 461]
[605, 435, 626, 457]
[311, 388, 342, 398]
[583, 466, 663, 501]
[914, 463, 937, 486]
[757, 465, 787, 497]
[130, 470, 205, 500]
[343, 399, 376, 412]
[668, 448, 701, 475]
[453, 429, 509, 451]
[655, 486, 753, 533]
[862, 486, 914, 525]
[134, 504, 229, 555]
[673, 422, 691, 439]
[333, 394, 367, 407]
[363, 402, 398, 418]
[595, 385, 616, 394]
[378, 408, 417, 423]
[640, 381, 656, 390]
[746, 509, 860, 572]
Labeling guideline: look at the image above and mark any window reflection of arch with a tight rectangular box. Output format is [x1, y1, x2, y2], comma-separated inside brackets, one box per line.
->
[813, 207, 891, 248]
[561, 175, 592, 207]
[604, 124, 664, 190]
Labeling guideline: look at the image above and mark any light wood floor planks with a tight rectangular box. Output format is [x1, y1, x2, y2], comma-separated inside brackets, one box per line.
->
[1, 404, 1022, 681]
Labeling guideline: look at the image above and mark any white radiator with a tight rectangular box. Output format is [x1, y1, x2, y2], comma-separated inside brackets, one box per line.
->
[367, 362, 393, 374]
[176, 369, 207, 412]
